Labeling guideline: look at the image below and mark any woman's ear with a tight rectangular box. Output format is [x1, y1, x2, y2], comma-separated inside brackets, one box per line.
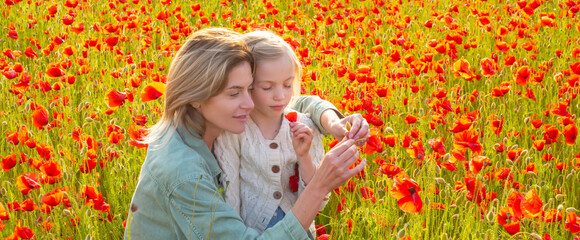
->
[191, 103, 200, 109]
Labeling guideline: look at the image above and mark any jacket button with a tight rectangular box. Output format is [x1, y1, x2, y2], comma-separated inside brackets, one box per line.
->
[273, 191, 282, 199]
[269, 142, 278, 149]
[272, 165, 280, 173]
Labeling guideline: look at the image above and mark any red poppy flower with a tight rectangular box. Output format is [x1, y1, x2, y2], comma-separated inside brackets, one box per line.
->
[31, 106, 49, 130]
[428, 137, 446, 155]
[405, 114, 417, 124]
[504, 221, 520, 235]
[360, 187, 376, 203]
[285, 112, 297, 122]
[141, 82, 166, 102]
[453, 130, 482, 155]
[565, 212, 580, 234]
[543, 209, 563, 223]
[289, 166, 299, 192]
[14, 225, 34, 239]
[16, 173, 41, 195]
[469, 156, 490, 174]
[41, 188, 64, 207]
[507, 191, 524, 219]
[514, 66, 531, 86]
[0, 202, 8, 221]
[452, 59, 476, 80]
[1, 154, 17, 172]
[480, 58, 498, 77]
[378, 163, 404, 178]
[543, 124, 560, 144]
[46, 63, 65, 78]
[390, 177, 423, 213]
[104, 35, 119, 47]
[521, 189, 543, 218]
[563, 124, 578, 145]
[20, 198, 39, 212]
[40, 160, 62, 178]
[80, 159, 97, 173]
[449, 114, 474, 133]
[489, 116, 504, 135]
[104, 88, 127, 108]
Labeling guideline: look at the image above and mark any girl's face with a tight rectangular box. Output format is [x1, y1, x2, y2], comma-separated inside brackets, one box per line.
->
[197, 61, 254, 138]
[250, 55, 295, 119]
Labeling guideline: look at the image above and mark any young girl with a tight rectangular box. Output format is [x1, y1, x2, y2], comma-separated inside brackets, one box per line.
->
[214, 31, 327, 234]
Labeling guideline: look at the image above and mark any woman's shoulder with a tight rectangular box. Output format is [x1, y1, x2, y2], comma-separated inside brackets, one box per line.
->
[143, 128, 220, 190]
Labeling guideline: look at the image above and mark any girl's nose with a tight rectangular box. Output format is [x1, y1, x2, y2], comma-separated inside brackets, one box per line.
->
[273, 88, 284, 100]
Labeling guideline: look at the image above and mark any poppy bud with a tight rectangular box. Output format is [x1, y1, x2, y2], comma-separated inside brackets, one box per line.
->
[384, 127, 394, 134]
[543, 200, 552, 211]
[434, 178, 446, 184]
[555, 194, 566, 201]
[529, 233, 542, 240]
[566, 207, 578, 213]
[434, 164, 441, 174]
[557, 204, 564, 211]
[397, 228, 406, 238]
[486, 210, 494, 223]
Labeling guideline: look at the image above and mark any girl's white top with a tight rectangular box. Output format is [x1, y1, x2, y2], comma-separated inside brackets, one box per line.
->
[214, 108, 326, 233]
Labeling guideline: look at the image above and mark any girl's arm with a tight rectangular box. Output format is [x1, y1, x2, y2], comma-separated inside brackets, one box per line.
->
[290, 95, 370, 143]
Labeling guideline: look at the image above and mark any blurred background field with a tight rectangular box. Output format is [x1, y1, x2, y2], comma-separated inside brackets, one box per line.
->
[1, 0, 579, 239]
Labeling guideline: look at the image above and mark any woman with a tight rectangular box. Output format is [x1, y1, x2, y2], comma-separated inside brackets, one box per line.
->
[124, 27, 368, 239]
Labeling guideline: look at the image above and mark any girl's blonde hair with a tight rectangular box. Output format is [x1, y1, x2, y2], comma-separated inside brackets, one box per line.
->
[242, 31, 302, 96]
[146, 28, 254, 144]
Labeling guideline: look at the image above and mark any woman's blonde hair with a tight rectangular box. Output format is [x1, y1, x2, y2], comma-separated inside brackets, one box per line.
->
[146, 28, 254, 144]
[242, 31, 302, 96]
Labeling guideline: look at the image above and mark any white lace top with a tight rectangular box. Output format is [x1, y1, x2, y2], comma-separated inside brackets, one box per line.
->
[214, 109, 326, 233]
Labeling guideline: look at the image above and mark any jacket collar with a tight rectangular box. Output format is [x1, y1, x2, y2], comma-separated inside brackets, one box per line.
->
[176, 125, 222, 178]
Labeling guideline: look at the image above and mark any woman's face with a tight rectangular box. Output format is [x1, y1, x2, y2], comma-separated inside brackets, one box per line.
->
[197, 62, 254, 138]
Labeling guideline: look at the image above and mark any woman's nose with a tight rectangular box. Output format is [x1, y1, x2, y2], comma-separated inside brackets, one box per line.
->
[242, 92, 254, 110]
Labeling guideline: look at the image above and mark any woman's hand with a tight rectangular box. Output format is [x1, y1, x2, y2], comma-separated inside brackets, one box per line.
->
[310, 137, 366, 193]
[290, 137, 366, 231]
[290, 122, 313, 158]
[327, 113, 370, 145]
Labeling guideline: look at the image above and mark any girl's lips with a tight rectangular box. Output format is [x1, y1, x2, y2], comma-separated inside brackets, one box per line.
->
[271, 105, 284, 111]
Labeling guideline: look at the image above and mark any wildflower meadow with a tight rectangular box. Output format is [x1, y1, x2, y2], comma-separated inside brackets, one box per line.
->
[1, 0, 579, 239]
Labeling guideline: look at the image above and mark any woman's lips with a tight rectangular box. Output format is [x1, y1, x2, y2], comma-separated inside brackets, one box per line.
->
[234, 115, 247, 121]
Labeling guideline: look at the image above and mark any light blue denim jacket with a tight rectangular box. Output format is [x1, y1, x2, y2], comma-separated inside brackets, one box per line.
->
[124, 96, 341, 240]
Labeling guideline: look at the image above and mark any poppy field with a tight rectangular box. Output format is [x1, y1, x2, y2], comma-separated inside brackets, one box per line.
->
[1, 0, 580, 239]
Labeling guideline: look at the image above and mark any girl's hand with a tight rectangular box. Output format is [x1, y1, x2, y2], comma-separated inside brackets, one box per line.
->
[290, 122, 313, 158]
[328, 113, 370, 145]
